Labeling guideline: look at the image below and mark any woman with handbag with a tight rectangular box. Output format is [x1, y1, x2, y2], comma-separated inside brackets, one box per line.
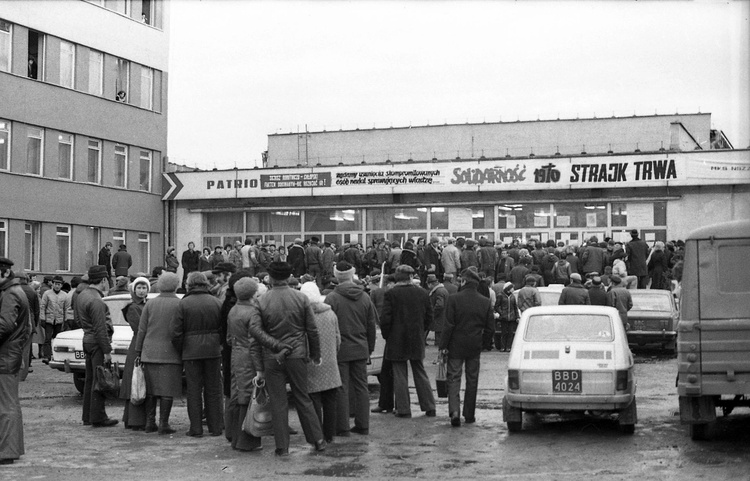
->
[226, 276, 289, 451]
[134, 273, 183, 434]
[119, 276, 150, 430]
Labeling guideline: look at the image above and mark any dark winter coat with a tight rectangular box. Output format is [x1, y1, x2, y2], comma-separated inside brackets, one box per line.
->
[626, 237, 650, 276]
[558, 282, 591, 305]
[171, 286, 223, 360]
[428, 283, 449, 333]
[580, 245, 606, 275]
[0, 276, 31, 374]
[607, 286, 634, 325]
[324, 281, 378, 362]
[399, 248, 420, 271]
[181, 249, 201, 275]
[98, 247, 112, 276]
[78, 286, 113, 353]
[440, 282, 493, 359]
[287, 244, 306, 277]
[588, 286, 608, 306]
[381, 283, 432, 361]
[112, 247, 132, 277]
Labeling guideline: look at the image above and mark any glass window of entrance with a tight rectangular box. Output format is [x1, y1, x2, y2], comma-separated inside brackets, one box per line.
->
[368, 208, 426, 231]
[498, 204, 549, 229]
[554, 202, 606, 228]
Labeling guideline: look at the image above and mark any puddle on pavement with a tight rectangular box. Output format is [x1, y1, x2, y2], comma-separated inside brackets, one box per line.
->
[303, 462, 367, 477]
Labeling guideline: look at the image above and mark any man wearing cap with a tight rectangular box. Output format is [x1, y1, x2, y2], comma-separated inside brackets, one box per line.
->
[211, 262, 236, 301]
[304, 237, 324, 287]
[426, 274, 449, 347]
[516, 277, 542, 313]
[423, 237, 443, 282]
[494, 282, 518, 351]
[606, 275, 633, 328]
[249, 261, 326, 455]
[558, 273, 591, 306]
[324, 261, 378, 436]
[78, 265, 118, 427]
[477, 238, 498, 282]
[0, 257, 31, 464]
[588, 276, 608, 306]
[580, 237, 606, 278]
[441, 238, 461, 280]
[165, 246, 180, 273]
[625, 230, 650, 289]
[381, 265, 436, 418]
[40, 275, 71, 364]
[440, 267, 494, 426]
[112, 244, 132, 278]
[98, 242, 113, 287]
[227, 241, 243, 271]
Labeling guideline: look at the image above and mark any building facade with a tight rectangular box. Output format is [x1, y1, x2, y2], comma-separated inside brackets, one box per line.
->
[165, 114, 749, 261]
[0, 0, 169, 278]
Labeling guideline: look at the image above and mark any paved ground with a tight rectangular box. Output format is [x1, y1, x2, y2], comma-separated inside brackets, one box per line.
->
[4, 346, 750, 480]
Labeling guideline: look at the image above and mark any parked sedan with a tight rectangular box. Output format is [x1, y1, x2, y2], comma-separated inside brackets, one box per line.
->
[503, 305, 637, 434]
[626, 289, 678, 352]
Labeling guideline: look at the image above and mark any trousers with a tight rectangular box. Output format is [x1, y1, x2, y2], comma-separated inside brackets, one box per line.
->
[184, 358, 223, 435]
[336, 359, 369, 432]
[392, 359, 436, 415]
[447, 356, 480, 420]
[82, 343, 108, 424]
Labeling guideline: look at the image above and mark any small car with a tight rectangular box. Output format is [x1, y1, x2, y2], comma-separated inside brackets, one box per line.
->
[626, 289, 678, 352]
[503, 305, 637, 434]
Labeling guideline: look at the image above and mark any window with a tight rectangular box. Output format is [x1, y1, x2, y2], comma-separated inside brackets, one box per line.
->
[138, 232, 150, 273]
[498, 204, 550, 229]
[85, 226, 100, 268]
[139, 150, 151, 191]
[142, 0, 154, 25]
[113, 230, 125, 249]
[26, 127, 43, 175]
[24, 222, 40, 271]
[554, 203, 606, 228]
[88, 50, 103, 95]
[307, 209, 362, 232]
[246, 211, 301, 233]
[87, 139, 101, 183]
[59, 40, 75, 88]
[140, 66, 152, 109]
[116, 58, 129, 102]
[368, 208, 425, 231]
[0, 19, 11, 73]
[0, 219, 6, 258]
[0, 119, 9, 170]
[58, 133, 73, 179]
[56, 225, 71, 271]
[27, 30, 43, 80]
[114, 144, 127, 187]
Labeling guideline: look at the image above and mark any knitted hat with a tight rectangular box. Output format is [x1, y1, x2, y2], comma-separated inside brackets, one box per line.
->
[130, 276, 150, 294]
[503, 282, 514, 294]
[157, 272, 180, 292]
[334, 261, 355, 283]
[570, 273, 582, 283]
[300, 282, 323, 304]
[267, 261, 292, 281]
[88, 265, 108, 282]
[234, 277, 259, 301]
[426, 274, 439, 284]
[461, 267, 481, 284]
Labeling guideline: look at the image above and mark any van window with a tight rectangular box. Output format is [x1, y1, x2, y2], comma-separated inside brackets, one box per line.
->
[718, 245, 750, 294]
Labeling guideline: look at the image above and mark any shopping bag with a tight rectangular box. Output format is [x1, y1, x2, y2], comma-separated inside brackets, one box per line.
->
[435, 352, 448, 398]
[94, 362, 120, 398]
[130, 358, 147, 405]
[243, 378, 274, 437]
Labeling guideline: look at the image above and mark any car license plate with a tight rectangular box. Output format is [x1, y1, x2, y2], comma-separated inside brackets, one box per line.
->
[552, 370, 581, 393]
[74, 351, 86, 360]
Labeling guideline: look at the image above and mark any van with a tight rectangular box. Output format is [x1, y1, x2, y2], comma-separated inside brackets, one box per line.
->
[677, 219, 750, 440]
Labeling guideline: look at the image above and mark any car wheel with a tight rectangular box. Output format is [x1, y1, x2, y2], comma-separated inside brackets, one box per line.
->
[507, 421, 522, 433]
[690, 423, 709, 441]
[73, 372, 85, 394]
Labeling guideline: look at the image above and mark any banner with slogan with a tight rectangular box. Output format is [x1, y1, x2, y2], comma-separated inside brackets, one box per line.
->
[163, 151, 750, 201]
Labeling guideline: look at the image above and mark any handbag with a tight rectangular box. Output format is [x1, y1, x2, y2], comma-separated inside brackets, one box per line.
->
[130, 358, 147, 405]
[435, 351, 448, 398]
[243, 378, 274, 437]
[94, 362, 120, 397]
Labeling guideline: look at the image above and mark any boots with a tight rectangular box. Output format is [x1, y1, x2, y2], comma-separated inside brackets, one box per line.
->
[144, 396, 158, 433]
[158, 397, 176, 435]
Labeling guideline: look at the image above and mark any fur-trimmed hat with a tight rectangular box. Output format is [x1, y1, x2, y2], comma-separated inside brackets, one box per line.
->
[88, 265, 108, 282]
[461, 266, 481, 284]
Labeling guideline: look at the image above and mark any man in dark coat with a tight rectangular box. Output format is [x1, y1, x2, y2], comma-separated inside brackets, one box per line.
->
[17, 270, 39, 377]
[78, 265, 118, 427]
[381, 265, 436, 418]
[423, 237, 443, 281]
[477, 238, 498, 281]
[625, 230, 650, 289]
[324, 261, 378, 436]
[426, 274, 449, 347]
[558, 273, 591, 305]
[587, 277, 608, 306]
[606, 275, 633, 327]
[249, 261, 326, 456]
[440, 267, 494, 426]
[97, 242, 113, 287]
[287, 238, 306, 278]
[180, 242, 201, 290]
[0, 257, 31, 464]
[171, 271, 224, 437]
[111, 244, 132, 278]
[580, 237, 606, 277]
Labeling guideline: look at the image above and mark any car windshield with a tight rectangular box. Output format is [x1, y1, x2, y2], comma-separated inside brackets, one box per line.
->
[631, 293, 673, 312]
[540, 292, 561, 306]
[524, 314, 614, 342]
[104, 299, 131, 327]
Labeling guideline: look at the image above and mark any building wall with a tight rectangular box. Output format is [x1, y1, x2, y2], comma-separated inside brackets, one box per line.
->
[0, 0, 169, 278]
[267, 114, 711, 167]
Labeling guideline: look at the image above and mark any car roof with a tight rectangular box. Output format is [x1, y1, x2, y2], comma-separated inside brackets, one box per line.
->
[686, 219, 750, 241]
[522, 305, 620, 317]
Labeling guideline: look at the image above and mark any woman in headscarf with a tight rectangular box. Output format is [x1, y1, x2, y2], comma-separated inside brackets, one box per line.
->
[225, 276, 287, 451]
[134, 272, 183, 434]
[647, 241, 670, 290]
[120, 276, 150, 430]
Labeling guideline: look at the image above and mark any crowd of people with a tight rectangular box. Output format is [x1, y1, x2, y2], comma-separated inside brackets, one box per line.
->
[0, 228, 685, 463]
